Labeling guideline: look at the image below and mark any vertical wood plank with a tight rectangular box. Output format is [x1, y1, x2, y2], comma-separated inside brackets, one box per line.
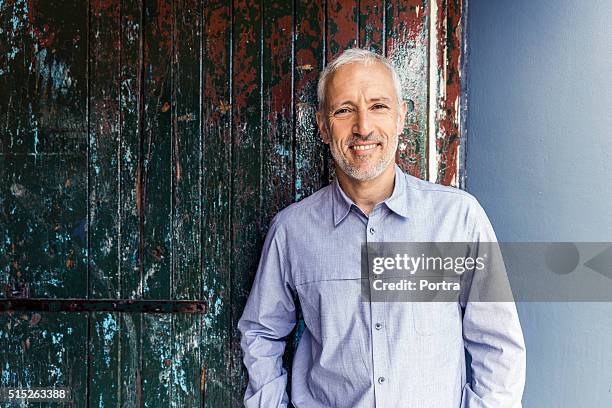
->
[231, 0, 263, 402]
[172, 0, 202, 300]
[0, 0, 34, 155]
[0, 0, 88, 299]
[89, 0, 121, 299]
[89, 312, 120, 407]
[142, 313, 172, 406]
[0, 312, 88, 406]
[119, 0, 145, 299]
[262, 1, 294, 229]
[88, 312, 142, 407]
[201, 0, 233, 405]
[457, 0, 468, 190]
[386, 0, 429, 179]
[171, 313, 202, 406]
[294, 0, 326, 201]
[433, 0, 462, 186]
[120, 313, 143, 406]
[359, 0, 385, 54]
[142, 0, 173, 299]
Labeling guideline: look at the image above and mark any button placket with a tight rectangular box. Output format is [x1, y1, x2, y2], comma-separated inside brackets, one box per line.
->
[367, 212, 389, 406]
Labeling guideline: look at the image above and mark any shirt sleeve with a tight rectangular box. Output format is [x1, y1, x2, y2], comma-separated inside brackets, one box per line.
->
[237, 214, 297, 408]
[460, 200, 527, 408]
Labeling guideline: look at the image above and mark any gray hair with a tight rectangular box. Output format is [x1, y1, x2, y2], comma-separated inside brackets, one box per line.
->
[317, 48, 403, 113]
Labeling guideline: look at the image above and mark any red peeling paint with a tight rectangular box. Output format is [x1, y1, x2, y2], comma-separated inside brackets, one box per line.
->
[268, 14, 293, 114]
[327, 0, 358, 59]
[435, 0, 462, 186]
[156, 0, 173, 51]
[90, 0, 120, 19]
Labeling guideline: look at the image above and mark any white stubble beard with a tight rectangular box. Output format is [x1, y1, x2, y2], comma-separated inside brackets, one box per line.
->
[329, 116, 401, 182]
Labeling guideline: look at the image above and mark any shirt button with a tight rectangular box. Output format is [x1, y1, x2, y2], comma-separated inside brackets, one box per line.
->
[369, 227, 375, 235]
[378, 376, 385, 384]
[375, 322, 382, 330]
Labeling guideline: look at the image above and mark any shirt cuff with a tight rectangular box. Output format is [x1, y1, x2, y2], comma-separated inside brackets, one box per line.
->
[244, 372, 289, 408]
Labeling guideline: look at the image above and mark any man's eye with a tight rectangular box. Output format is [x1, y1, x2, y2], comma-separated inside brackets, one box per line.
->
[334, 108, 351, 115]
[372, 104, 389, 110]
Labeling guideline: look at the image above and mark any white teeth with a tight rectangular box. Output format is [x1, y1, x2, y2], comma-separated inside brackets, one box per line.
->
[351, 144, 377, 151]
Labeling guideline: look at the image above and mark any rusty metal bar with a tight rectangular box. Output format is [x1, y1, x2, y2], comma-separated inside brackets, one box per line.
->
[0, 299, 207, 314]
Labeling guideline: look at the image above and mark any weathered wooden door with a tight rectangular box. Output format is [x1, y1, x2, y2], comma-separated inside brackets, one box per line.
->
[0, 0, 464, 406]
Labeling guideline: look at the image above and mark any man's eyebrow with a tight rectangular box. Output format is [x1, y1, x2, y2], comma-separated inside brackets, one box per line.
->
[369, 97, 392, 102]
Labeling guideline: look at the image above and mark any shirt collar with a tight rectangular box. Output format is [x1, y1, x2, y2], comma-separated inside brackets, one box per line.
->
[332, 164, 410, 227]
[384, 164, 410, 219]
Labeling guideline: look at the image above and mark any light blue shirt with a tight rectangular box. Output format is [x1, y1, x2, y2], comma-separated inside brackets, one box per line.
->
[238, 164, 526, 407]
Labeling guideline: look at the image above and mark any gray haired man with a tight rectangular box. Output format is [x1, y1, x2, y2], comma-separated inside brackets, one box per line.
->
[238, 48, 526, 408]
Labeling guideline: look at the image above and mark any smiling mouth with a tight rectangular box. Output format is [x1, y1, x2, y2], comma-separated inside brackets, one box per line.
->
[350, 143, 380, 151]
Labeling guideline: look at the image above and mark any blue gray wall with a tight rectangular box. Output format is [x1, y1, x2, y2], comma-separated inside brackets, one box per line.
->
[466, 0, 612, 406]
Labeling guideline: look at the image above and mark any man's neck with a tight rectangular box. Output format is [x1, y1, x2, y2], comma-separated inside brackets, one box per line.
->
[336, 164, 396, 216]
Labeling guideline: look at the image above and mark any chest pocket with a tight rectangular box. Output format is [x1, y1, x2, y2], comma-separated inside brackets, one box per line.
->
[412, 301, 461, 336]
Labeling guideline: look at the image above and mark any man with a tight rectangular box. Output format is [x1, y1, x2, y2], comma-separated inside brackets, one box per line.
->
[238, 48, 526, 407]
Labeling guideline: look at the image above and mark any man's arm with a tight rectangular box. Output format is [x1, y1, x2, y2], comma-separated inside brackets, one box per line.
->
[460, 200, 527, 408]
[237, 215, 296, 408]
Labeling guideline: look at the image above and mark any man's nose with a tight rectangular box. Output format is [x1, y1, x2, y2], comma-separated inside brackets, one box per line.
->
[353, 109, 373, 137]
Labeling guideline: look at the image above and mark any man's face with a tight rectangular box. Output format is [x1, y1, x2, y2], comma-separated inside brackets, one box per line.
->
[316, 62, 407, 182]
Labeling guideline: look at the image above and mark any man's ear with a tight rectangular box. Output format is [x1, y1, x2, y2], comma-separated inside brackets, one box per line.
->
[397, 100, 408, 135]
[315, 111, 330, 144]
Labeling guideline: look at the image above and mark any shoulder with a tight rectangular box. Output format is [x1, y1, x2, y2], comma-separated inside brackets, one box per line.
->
[399, 171, 493, 238]
[404, 172, 479, 205]
[402, 172, 484, 216]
